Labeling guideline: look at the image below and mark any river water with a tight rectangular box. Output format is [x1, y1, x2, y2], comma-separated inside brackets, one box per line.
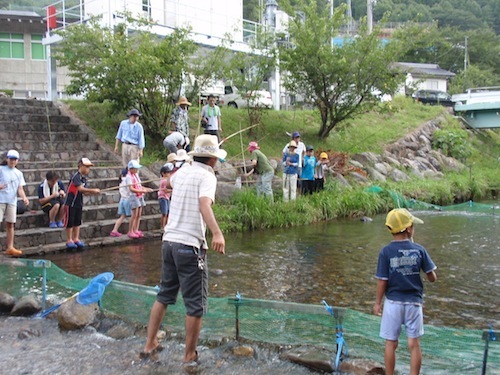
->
[43, 208, 499, 330]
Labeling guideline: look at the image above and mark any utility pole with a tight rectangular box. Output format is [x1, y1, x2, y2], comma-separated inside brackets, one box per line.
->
[367, 0, 373, 35]
[464, 36, 468, 71]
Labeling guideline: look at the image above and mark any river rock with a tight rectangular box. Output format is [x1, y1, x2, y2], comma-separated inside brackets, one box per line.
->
[10, 295, 41, 316]
[57, 299, 98, 330]
[333, 172, 351, 186]
[349, 171, 369, 184]
[388, 168, 410, 182]
[0, 292, 15, 313]
[282, 346, 334, 372]
[366, 167, 386, 182]
[217, 161, 237, 182]
[105, 322, 135, 339]
[232, 345, 255, 357]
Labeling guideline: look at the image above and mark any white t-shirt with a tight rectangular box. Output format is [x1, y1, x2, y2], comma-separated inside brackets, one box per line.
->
[201, 105, 221, 131]
[0, 166, 26, 205]
[163, 162, 217, 249]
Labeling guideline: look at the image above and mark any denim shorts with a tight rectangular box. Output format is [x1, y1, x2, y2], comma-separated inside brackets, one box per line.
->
[156, 241, 208, 317]
[117, 198, 132, 216]
[129, 195, 145, 210]
[380, 299, 424, 340]
[159, 198, 170, 215]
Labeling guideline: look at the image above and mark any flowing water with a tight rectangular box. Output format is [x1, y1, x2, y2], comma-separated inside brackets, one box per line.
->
[43, 209, 499, 330]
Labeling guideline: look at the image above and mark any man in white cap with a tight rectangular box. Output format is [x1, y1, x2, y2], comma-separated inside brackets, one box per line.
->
[0, 150, 29, 257]
[170, 96, 191, 151]
[114, 108, 146, 167]
[374, 208, 437, 375]
[142, 135, 226, 370]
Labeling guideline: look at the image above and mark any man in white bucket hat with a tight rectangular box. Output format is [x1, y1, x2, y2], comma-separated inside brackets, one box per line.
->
[142, 135, 226, 369]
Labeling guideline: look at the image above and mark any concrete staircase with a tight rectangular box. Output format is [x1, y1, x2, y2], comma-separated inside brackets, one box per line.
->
[0, 98, 163, 256]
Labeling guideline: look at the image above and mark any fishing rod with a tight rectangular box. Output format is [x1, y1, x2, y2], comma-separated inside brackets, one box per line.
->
[218, 124, 259, 146]
[100, 178, 161, 192]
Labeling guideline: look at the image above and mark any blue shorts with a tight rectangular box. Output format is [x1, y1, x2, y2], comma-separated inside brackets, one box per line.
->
[129, 195, 145, 210]
[156, 241, 208, 317]
[159, 198, 170, 215]
[117, 198, 132, 217]
[380, 299, 424, 340]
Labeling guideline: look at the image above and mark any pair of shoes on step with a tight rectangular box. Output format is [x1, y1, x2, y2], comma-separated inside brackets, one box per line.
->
[110, 231, 122, 237]
[5, 248, 23, 257]
[128, 231, 144, 239]
[66, 240, 86, 249]
[49, 221, 65, 228]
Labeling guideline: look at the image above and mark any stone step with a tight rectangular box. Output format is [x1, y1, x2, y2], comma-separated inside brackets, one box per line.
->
[0, 105, 61, 116]
[0, 214, 164, 255]
[0, 121, 82, 132]
[5, 131, 90, 142]
[0, 98, 55, 108]
[1, 140, 100, 153]
[0, 113, 71, 123]
[23, 177, 127, 197]
[13, 150, 115, 163]
[11, 200, 162, 230]
[20, 165, 122, 182]
[19, 159, 118, 170]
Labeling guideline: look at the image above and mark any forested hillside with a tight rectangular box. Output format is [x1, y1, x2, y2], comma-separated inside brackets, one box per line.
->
[244, 0, 500, 34]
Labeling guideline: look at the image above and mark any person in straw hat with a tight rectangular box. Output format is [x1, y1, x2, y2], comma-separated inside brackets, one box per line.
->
[282, 140, 299, 202]
[374, 208, 437, 375]
[142, 135, 226, 370]
[170, 96, 192, 151]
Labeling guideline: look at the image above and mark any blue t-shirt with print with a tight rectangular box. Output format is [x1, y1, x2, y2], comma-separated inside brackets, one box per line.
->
[375, 240, 436, 304]
[302, 155, 316, 181]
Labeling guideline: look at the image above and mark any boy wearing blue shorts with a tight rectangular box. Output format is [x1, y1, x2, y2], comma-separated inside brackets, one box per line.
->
[374, 208, 437, 375]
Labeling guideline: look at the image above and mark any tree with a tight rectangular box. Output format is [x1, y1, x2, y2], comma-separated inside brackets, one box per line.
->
[54, 16, 197, 140]
[279, 0, 403, 138]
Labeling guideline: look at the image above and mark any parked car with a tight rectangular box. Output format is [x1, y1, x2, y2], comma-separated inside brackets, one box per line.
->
[220, 85, 273, 109]
[412, 90, 454, 107]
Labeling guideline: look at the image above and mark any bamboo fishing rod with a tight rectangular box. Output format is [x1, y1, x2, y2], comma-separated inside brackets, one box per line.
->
[218, 124, 259, 146]
[100, 178, 161, 192]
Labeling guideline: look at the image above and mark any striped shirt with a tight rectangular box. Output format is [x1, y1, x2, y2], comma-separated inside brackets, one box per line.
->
[162, 162, 217, 249]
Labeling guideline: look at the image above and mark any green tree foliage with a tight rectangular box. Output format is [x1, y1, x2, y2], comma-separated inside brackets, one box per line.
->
[54, 16, 196, 140]
[279, 0, 403, 139]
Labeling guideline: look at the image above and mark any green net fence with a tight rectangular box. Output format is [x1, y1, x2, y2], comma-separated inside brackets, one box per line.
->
[1, 258, 498, 374]
[367, 186, 499, 215]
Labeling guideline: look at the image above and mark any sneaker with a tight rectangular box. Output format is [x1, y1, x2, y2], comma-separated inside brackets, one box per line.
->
[5, 248, 23, 257]
[74, 241, 86, 248]
[49, 222, 58, 228]
[128, 232, 140, 239]
[66, 241, 78, 250]
[57, 221, 65, 228]
[110, 231, 122, 237]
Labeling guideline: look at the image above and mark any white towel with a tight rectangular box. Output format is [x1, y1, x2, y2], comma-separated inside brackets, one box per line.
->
[42, 179, 60, 198]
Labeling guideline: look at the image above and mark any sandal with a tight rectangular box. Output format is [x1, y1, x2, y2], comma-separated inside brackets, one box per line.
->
[139, 344, 164, 359]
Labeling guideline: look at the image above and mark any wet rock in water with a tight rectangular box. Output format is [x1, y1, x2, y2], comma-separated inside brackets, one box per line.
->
[366, 366, 386, 374]
[233, 345, 255, 357]
[0, 292, 15, 313]
[283, 346, 334, 373]
[18, 328, 41, 340]
[57, 299, 98, 330]
[10, 295, 41, 316]
[105, 322, 136, 340]
[360, 216, 373, 222]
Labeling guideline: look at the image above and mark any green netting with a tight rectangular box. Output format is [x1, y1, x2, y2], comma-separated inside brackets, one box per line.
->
[1, 258, 498, 373]
[367, 186, 499, 215]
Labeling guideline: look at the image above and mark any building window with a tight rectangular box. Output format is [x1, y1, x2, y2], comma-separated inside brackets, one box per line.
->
[0, 33, 24, 59]
[31, 34, 46, 60]
[142, 0, 151, 18]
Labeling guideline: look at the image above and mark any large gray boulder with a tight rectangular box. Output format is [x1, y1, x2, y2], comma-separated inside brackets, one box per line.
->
[10, 295, 41, 316]
[0, 292, 16, 313]
[57, 299, 99, 330]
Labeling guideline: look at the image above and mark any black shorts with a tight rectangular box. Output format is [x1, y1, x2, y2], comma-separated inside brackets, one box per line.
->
[64, 205, 83, 228]
[41, 198, 63, 214]
[156, 241, 208, 317]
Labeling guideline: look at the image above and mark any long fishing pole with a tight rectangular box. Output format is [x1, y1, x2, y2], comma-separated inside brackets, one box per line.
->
[100, 178, 161, 192]
[218, 124, 259, 146]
